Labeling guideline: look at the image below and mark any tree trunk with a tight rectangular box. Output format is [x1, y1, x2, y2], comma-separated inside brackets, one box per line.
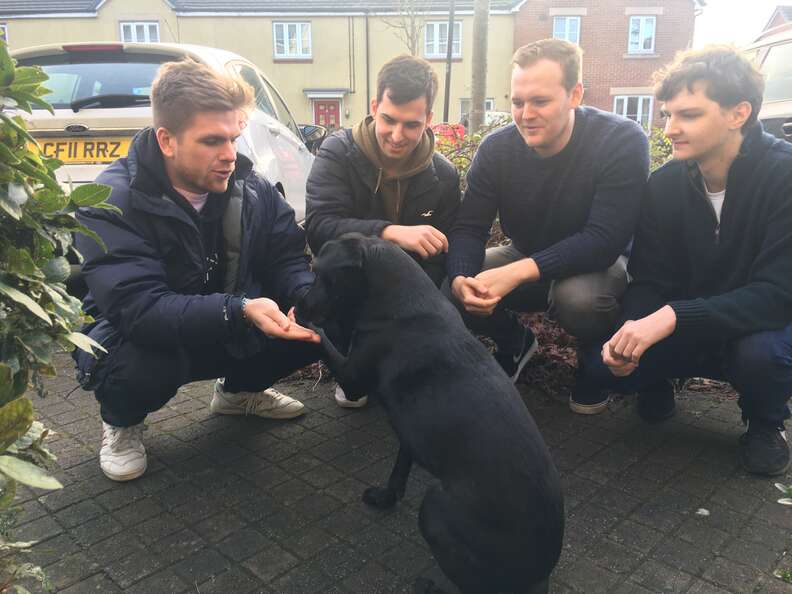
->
[469, 0, 490, 133]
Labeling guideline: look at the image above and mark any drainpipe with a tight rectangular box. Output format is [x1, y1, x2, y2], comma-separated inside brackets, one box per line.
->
[365, 10, 371, 114]
[442, 0, 456, 122]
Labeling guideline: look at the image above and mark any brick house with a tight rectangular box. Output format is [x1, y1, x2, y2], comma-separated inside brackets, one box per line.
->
[514, 0, 700, 130]
[760, 5, 792, 38]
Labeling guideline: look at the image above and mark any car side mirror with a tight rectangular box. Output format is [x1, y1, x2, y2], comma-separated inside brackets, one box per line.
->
[300, 124, 328, 153]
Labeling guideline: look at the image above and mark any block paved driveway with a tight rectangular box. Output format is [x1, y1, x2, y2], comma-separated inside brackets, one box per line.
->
[15, 353, 792, 593]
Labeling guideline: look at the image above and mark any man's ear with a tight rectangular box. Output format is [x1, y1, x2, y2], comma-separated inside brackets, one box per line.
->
[729, 101, 753, 132]
[569, 82, 584, 109]
[425, 110, 434, 127]
[156, 127, 176, 159]
[370, 97, 379, 116]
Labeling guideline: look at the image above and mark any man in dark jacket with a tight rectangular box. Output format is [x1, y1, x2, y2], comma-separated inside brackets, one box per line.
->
[446, 39, 649, 388]
[305, 54, 460, 407]
[74, 60, 321, 481]
[578, 47, 792, 476]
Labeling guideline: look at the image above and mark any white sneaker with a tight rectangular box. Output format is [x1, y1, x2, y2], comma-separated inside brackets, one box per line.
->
[100, 422, 147, 482]
[334, 385, 368, 408]
[210, 379, 305, 419]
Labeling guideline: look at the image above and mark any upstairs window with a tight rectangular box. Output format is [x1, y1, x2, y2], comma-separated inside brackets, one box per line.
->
[628, 16, 655, 54]
[425, 21, 462, 59]
[273, 22, 312, 59]
[120, 22, 160, 43]
[0, 24, 8, 45]
[553, 16, 580, 45]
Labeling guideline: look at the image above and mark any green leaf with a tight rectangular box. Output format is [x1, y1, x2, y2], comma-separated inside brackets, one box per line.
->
[40, 256, 70, 283]
[69, 183, 112, 207]
[8, 66, 48, 88]
[0, 456, 61, 490]
[31, 187, 67, 214]
[0, 398, 33, 451]
[0, 112, 35, 145]
[0, 43, 15, 87]
[65, 332, 106, 356]
[0, 477, 16, 510]
[0, 364, 13, 406]
[0, 280, 51, 324]
[16, 332, 54, 366]
[4, 246, 43, 278]
[0, 184, 28, 220]
[0, 139, 21, 164]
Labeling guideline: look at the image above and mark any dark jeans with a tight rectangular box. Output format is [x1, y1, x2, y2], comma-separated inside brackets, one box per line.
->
[579, 323, 792, 425]
[75, 322, 322, 427]
[444, 245, 628, 352]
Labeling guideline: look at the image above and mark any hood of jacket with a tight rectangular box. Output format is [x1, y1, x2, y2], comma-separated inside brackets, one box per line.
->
[351, 115, 435, 222]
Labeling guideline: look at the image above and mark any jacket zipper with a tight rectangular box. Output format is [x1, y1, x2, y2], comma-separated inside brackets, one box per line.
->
[687, 172, 721, 245]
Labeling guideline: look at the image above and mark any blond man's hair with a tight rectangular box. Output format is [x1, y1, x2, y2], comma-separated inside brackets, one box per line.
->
[151, 59, 254, 133]
[511, 39, 583, 92]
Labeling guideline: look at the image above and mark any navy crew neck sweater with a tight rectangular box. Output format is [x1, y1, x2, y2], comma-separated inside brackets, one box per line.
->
[447, 106, 649, 281]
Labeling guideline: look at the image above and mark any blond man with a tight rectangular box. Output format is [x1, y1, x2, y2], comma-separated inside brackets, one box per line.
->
[74, 60, 320, 481]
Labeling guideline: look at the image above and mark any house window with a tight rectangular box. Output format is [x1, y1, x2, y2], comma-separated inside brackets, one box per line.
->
[120, 21, 160, 43]
[552, 16, 580, 45]
[460, 97, 495, 122]
[425, 21, 462, 59]
[0, 24, 7, 45]
[628, 16, 655, 54]
[614, 95, 653, 129]
[273, 22, 312, 59]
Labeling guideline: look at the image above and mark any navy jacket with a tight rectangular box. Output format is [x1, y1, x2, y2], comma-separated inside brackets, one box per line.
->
[76, 128, 313, 352]
[623, 123, 792, 340]
[305, 128, 460, 286]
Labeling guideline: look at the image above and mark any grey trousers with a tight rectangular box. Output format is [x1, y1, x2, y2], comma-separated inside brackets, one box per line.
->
[446, 244, 628, 351]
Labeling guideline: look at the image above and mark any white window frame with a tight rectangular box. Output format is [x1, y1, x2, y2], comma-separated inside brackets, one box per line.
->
[613, 95, 653, 130]
[0, 24, 8, 45]
[120, 21, 160, 43]
[460, 97, 495, 121]
[273, 22, 312, 59]
[628, 16, 656, 54]
[552, 16, 580, 45]
[424, 21, 462, 59]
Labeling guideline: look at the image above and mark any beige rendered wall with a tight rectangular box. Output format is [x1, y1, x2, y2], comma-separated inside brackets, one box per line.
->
[1, 0, 178, 49]
[2, 3, 514, 127]
[178, 13, 514, 126]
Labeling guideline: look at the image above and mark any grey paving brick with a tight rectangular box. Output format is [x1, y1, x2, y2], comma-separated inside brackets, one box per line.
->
[242, 543, 299, 582]
[702, 556, 764, 592]
[45, 552, 101, 590]
[104, 548, 165, 588]
[196, 566, 266, 594]
[59, 572, 123, 594]
[172, 547, 231, 584]
[124, 568, 190, 594]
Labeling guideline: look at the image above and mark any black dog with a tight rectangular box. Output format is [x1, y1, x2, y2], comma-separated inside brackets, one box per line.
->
[298, 235, 564, 594]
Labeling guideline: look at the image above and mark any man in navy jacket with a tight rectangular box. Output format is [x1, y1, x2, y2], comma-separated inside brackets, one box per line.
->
[446, 39, 649, 386]
[578, 47, 792, 476]
[74, 60, 320, 481]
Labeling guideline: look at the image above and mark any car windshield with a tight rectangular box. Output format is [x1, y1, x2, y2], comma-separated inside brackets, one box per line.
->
[17, 52, 173, 109]
[761, 41, 792, 103]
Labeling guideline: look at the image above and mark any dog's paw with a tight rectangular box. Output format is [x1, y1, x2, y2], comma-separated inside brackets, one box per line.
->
[362, 486, 398, 509]
[413, 577, 447, 594]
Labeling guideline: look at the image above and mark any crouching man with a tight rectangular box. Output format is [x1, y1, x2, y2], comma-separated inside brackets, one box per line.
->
[74, 60, 321, 481]
[577, 46, 792, 476]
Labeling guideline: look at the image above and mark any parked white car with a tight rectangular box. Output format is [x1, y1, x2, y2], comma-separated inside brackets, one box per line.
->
[11, 42, 325, 221]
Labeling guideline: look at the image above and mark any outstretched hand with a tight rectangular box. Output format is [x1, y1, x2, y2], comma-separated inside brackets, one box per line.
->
[243, 298, 320, 343]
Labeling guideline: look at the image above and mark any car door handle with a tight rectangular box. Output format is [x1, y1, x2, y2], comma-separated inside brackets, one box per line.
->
[783, 122, 792, 137]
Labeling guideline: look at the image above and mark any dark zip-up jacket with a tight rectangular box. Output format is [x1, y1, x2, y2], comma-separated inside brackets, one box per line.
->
[623, 123, 792, 340]
[304, 128, 461, 285]
[76, 128, 313, 354]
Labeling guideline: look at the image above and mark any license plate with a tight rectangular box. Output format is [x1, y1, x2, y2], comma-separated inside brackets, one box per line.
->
[28, 137, 132, 164]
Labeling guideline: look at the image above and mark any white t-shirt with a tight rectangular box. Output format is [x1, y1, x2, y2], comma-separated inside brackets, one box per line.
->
[704, 184, 726, 224]
[175, 187, 209, 212]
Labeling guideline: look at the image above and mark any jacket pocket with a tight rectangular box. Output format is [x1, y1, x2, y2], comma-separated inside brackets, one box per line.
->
[72, 320, 123, 391]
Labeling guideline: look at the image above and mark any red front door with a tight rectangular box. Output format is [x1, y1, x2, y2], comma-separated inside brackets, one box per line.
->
[314, 100, 340, 131]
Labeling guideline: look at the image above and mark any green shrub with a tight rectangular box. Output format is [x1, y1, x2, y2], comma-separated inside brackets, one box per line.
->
[0, 41, 112, 592]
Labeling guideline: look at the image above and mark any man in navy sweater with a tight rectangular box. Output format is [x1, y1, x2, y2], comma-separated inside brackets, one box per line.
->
[579, 47, 792, 476]
[447, 39, 649, 389]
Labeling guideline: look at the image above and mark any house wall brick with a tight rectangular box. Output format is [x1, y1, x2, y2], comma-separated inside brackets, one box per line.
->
[514, 0, 696, 129]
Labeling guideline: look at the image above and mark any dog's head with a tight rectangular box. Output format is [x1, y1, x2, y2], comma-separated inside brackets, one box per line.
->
[297, 233, 370, 327]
